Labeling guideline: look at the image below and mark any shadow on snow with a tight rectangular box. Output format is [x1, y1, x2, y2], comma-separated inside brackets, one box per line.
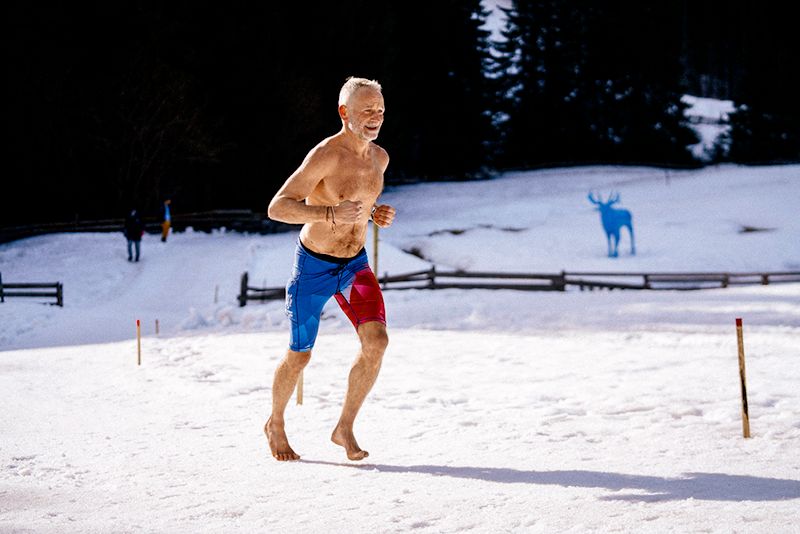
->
[301, 460, 800, 502]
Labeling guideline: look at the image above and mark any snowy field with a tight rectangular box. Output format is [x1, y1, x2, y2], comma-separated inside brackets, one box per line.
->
[1, 164, 799, 533]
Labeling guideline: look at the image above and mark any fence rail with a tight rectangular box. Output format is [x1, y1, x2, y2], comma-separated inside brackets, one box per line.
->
[237, 268, 800, 306]
[565, 271, 800, 290]
[237, 272, 285, 306]
[0, 273, 63, 306]
[380, 267, 566, 292]
[0, 211, 297, 244]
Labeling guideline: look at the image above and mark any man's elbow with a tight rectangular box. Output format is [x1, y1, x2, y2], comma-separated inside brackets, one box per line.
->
[267, 197, 295, 224]
[267, 197, 283, 222]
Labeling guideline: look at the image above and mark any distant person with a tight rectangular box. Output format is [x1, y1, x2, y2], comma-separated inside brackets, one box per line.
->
[159, 198, 172, 242]
[123, 209, 144, 262]
[265, 77, 396, 462]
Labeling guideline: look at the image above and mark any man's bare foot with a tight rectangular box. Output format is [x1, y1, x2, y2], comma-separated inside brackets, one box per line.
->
[265, 417, 300, 461]
[331, 424, 369, 461]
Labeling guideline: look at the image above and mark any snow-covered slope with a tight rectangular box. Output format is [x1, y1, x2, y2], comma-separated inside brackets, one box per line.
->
[2, 165, 799, 533]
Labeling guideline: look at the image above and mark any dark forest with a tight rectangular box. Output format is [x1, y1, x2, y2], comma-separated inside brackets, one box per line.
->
[4, 1, 798, 227]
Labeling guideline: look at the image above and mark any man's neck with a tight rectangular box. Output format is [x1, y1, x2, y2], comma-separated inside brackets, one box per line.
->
[339, 127, 371, 158]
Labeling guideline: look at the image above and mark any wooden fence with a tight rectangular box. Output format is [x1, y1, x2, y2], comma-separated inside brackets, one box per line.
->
[0, 272, 63, 306]
[237, 272, 285, 307]
[237, 268, 800, 306]
[379, 268, 566, 291]
[565, 271, 800, 290]
[0, 210, 296, 244]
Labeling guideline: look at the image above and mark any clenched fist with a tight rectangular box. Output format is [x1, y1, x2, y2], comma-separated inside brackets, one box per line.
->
[334, 200, 363, 224]
[371, 204, 396, 228]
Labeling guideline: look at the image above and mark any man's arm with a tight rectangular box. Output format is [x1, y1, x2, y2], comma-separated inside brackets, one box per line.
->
[371, 148, 396, 228]
[267, 146, 333, 224]
[268, 146, 363, 225]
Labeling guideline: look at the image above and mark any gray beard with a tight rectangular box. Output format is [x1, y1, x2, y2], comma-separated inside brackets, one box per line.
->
[349, 121, 377, 141]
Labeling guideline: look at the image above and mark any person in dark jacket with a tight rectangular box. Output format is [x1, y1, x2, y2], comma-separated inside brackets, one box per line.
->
[124, 209, 145, 262]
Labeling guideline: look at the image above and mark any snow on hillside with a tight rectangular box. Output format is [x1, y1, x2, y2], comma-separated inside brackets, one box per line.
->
[1, 165, 799, 533]
[682, 95, 736, 161]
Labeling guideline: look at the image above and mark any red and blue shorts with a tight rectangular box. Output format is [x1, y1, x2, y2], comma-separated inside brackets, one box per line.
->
[285, 240, 386, 352]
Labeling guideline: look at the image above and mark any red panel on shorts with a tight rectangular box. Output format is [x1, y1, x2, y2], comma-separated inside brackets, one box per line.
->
[335, 268, 386, 328]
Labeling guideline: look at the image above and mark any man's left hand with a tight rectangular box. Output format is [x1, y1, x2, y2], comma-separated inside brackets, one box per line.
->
[372, 204, 396, 228]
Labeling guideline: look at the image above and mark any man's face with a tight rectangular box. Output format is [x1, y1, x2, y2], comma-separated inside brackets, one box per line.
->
[345, 87, 385, 142]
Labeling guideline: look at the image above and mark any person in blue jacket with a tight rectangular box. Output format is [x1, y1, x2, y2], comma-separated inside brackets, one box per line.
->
[159, 198, 172, 242]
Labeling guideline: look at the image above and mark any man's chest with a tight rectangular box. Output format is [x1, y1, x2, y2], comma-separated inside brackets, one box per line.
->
[317, 161, 383, 202]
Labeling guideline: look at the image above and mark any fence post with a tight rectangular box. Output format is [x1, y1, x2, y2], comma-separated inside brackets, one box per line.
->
[428, 266, 436, 288]
[643, 274, 651, 289]
[56, 283, 63, 307]
[0, 272, 4, 303]
[555, 271, 566, 291]
[722, 274, 729, 288]
[382, 271, 388, 290]
[761, 274, 769, 285]
[238, 272, 249, 307]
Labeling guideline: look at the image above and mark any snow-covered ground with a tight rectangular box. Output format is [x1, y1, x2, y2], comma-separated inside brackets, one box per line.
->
[1, 165, 799, 533]
[681, 95, 735, 161]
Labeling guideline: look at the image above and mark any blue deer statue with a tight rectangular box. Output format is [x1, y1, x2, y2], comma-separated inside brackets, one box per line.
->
[587, 191, 635, 257]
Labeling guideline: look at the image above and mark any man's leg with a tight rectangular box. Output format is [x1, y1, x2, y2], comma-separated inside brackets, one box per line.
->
[127, 240, 133, 261]
[266, 349, 311, 461]
[331, 321, 388, 461]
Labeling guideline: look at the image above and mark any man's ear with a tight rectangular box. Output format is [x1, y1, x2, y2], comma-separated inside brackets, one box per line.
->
[338, 104, 348, 121]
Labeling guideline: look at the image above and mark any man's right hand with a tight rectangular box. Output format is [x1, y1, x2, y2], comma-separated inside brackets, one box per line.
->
[334, 200, 363, 224]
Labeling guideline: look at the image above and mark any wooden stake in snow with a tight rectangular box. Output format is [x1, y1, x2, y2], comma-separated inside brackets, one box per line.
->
[736, 318, 751, 438]
[372, 223, 379, 274]
[214, 285, 219, 304]
[296, 369, 304, 405]
[136, 319, 142, 366]
[155, 318, 160, 336]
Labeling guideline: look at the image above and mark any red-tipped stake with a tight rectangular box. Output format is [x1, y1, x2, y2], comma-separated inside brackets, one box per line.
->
[735, 318, 751, 438]
[136, 319, 142, 366]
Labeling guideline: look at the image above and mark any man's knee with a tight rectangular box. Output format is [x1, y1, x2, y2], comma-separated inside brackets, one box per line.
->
[286, 350, 312, 369]
[359, 323, 388, 356]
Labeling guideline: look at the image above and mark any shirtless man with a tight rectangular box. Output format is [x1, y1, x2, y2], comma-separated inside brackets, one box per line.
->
[265, 77, 396, 461]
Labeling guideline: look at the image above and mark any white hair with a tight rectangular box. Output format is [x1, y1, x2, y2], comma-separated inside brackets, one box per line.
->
[338, 77, 382, 106]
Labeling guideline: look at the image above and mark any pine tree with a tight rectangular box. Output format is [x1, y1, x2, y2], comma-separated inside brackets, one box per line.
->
[726, 3, 800, 163]
[379, 0, 494, 181]
[590, 1, 698, 165]
[492, 0, 561, 168]
[494, 1, 698, 169]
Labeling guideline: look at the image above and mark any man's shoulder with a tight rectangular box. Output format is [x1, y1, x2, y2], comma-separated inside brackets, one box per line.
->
[370, 142, 388, 155]
[307, 136, 345, 164]
[371, 143, 389, 167]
